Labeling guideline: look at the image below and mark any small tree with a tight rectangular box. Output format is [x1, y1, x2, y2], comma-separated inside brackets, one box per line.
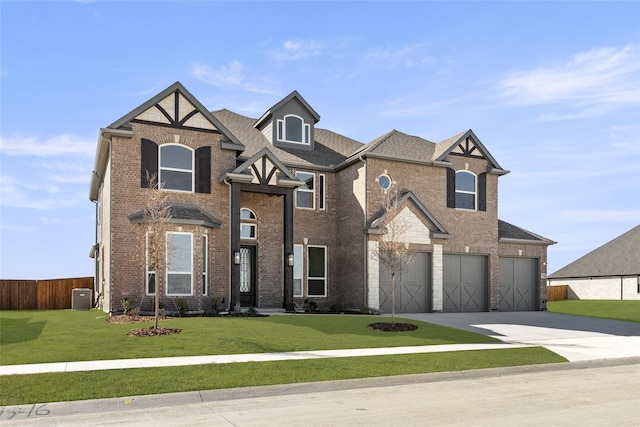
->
[132, 174, 173, 329]
[373, 186, 415, 326]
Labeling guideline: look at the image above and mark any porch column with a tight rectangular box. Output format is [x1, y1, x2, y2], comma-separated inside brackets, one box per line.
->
[283, 188, 294, 311]
[432, 244, 443, 311]
[230, 181, 241, 310]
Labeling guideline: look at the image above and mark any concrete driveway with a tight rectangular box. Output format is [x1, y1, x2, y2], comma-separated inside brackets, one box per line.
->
[397, 311, 640, 362]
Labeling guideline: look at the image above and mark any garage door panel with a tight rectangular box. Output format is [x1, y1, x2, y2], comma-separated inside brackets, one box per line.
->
[499, 257, 537, 311]
[379, 252, 431, 313]
[444, 254, 487, 312]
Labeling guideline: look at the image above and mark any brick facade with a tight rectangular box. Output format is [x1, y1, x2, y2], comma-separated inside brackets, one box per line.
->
[90, 82, 553, 314]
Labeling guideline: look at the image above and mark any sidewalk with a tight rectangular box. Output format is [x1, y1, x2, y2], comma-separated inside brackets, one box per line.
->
[0, 342, 531, 376]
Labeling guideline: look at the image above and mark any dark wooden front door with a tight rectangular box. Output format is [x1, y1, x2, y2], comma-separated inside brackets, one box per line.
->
[240, 245, 257, 307]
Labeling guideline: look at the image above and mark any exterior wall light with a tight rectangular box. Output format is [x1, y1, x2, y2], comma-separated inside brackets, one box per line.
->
[234, 251, 241, 265]
[288, 253, 294, 267]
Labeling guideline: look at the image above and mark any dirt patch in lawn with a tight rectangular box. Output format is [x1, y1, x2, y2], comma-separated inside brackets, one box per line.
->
[369, 322, 418, 332]
[127, 327, 182, 337]
[108, 314, 182, 337]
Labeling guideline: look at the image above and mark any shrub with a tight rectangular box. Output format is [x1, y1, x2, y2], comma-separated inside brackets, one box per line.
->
[210, 297, 221, 315]
[176, 298, 188, 317]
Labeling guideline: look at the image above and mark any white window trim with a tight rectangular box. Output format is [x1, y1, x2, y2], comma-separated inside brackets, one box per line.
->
[202, 234, 208, 296]
[455, 170, 477, 211]
[240, 208, 257, 240]
[293, 244, 303, 297]
[240, 224, 257, 240]
[295, 171, 316, 210]
[277, 114, 311, 145]
[319, 173, 326, 211]
[307, 245, 327, 297]
[166, 231, 193, 296]
[145, 232, 155, 296]
[377, 173, 392, 191]
[159, 143, 195, 193]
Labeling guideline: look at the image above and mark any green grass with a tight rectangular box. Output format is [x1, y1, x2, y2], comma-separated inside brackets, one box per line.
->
[0, 310, 566, 406]
[0, 347, 564, 406]
[547, 300, 640, 323]
[0, 310, 499, 365]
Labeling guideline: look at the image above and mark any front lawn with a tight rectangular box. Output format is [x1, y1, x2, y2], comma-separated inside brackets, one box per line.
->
[0, 310, 565, 406]
[547, 300, 640, 323]
[0, 348, 564, 406]
[0, 310, 499, 365]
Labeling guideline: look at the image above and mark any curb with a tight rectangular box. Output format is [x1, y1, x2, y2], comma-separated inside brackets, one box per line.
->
[3, 357, 638, 422]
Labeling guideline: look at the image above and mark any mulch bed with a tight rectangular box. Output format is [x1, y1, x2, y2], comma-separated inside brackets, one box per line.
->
[369, 322, 418, 332]
[108, 314, 182, 337]
[127, 327, 182, 337]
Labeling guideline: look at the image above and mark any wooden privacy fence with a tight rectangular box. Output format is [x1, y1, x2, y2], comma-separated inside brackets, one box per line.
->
[547, 285, 568, 301]
[0, 277, 94, 310]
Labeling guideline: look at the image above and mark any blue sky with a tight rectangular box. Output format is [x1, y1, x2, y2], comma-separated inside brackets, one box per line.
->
[1, 1, 638, 279]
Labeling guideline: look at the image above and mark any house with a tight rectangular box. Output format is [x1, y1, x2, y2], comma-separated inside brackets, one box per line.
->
[548, 225, 640, 300]
[89, 81, 555, 314]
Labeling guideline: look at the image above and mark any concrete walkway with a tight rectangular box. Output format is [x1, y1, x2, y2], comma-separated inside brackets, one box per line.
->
[0, 342, 531, 376]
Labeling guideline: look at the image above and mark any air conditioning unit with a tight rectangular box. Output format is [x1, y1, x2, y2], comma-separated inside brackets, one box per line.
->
[72, 288, 92, 310]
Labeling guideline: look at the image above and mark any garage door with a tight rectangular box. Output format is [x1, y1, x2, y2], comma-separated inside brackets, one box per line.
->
[499, 257, 538, 311]
[380, 252, 431, 313]
[443, 254, 487, 312]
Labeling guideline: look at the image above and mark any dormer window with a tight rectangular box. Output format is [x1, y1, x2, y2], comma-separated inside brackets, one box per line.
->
[277, 115, 311, 145]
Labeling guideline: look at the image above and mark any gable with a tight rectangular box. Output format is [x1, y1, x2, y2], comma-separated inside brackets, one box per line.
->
[387, 206, 433, 245]
[435, 129, 506, 173]
[134, 91, 217, 131]
[367, 191, 450, 239]
[225, 148, 302, 188]
[449, 135, 484, 158]
[107, 81, 244, 149]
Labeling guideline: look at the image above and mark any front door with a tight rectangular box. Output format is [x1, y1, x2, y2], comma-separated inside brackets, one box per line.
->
[240, 245, 257, 307]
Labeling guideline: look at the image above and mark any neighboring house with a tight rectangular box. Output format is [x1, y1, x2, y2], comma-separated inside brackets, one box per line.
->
[89, 81, 554, 314]
[548, 226, 640, 300]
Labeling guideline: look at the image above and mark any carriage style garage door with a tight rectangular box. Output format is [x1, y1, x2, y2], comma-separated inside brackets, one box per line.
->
[380, 252, 431, 313]
[498, 257, 538, 311]
[443, 254, 487, 312]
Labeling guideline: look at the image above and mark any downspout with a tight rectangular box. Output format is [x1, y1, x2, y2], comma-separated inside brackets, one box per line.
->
[621, 276, 624, 301]
[358, 154, 368, 310]
[224, 178, 233, 311]
[92, 198, 99, 305]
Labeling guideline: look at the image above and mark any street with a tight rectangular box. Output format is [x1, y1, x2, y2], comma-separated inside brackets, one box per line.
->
[3, 361, 638, 426]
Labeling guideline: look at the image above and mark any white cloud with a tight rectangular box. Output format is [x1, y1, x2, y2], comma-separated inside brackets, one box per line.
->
[269, 39, 325, 62]
[499, 44, 640, 116]
[0, 134, 95, 157]
[193, 61, 245, 88]
[0, 174, 85, 210]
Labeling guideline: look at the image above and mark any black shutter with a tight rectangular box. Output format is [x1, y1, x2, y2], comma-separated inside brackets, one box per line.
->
[478, 172, 487, 211]
[195, 146, 211, 194]
[140, 138, 158, 188]
[446, 168, 456, 208]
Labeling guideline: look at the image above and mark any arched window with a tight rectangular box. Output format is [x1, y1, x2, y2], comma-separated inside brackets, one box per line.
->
[240, 208, 257, 239]
[160, 144, 194, 192]
[277, 114, 311, 145]
[455, 171, 476, 210]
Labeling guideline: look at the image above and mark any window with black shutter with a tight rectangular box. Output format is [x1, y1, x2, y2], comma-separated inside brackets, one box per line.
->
[140, 139, 158, 188]
[195, 146, 211, 194]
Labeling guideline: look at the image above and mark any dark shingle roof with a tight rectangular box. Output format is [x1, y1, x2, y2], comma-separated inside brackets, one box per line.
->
[351, 130, 436, 163]
[212, 109, 363, 168]
[128, 203, 221, 229]
[498, 220, 555, 244]
[549, 225, 640, 278]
